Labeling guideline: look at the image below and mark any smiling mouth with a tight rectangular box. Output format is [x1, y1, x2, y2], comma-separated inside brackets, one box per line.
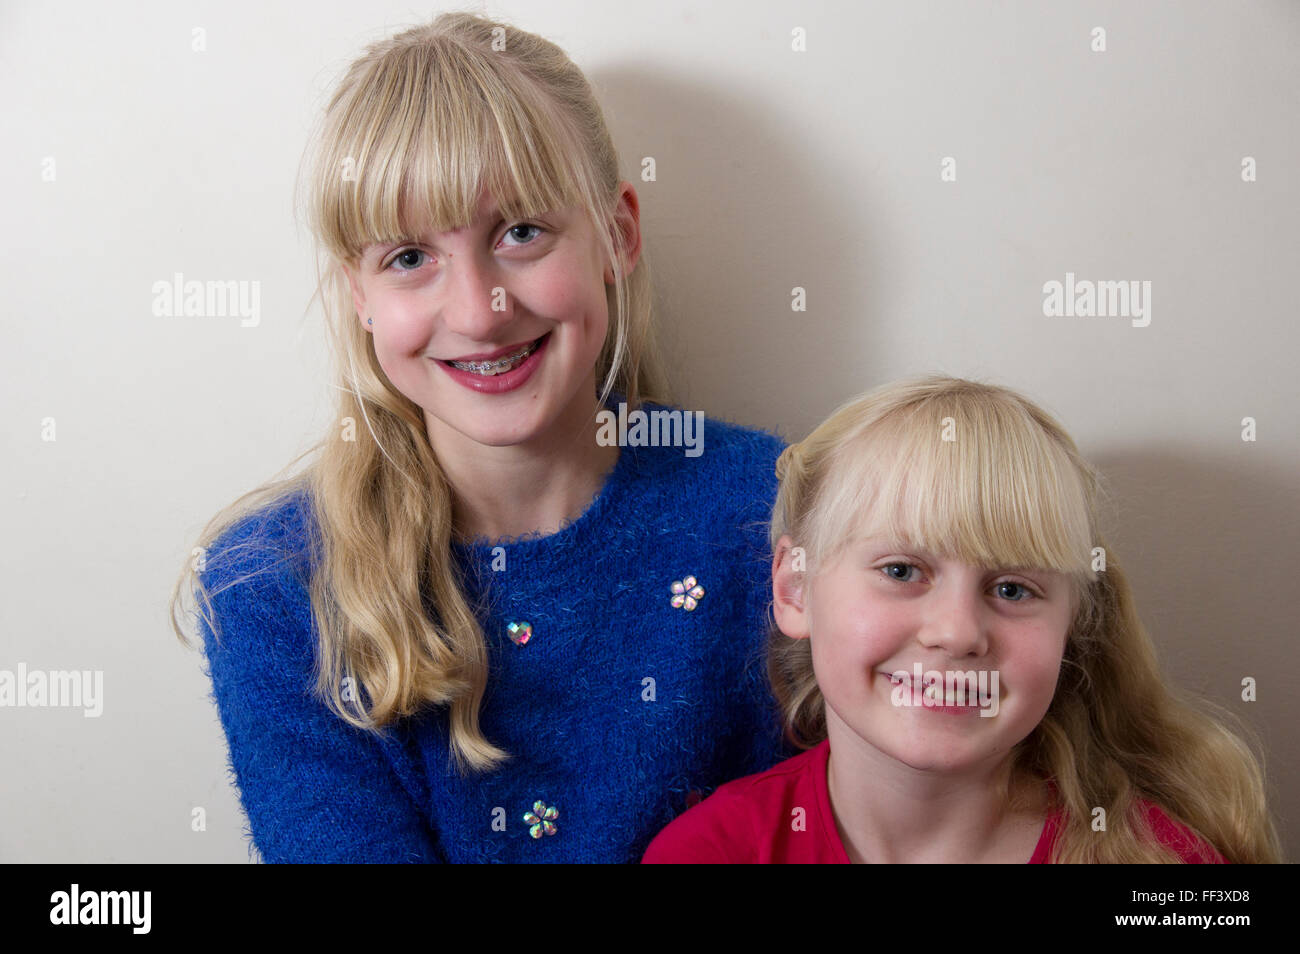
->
[445, 335, 545, 375]
[881, 670, 1002, 708]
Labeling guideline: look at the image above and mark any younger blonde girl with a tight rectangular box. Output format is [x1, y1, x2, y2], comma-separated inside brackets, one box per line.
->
[645, 374, 1280, 863]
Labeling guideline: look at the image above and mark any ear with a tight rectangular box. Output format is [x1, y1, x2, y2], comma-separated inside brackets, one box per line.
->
[343, 263, 371, 332]
[772, 534, 811, 640]
[604, 181, 642, 283]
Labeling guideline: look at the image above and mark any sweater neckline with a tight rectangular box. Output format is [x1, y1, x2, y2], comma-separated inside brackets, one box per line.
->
[449, 397, 639, 557]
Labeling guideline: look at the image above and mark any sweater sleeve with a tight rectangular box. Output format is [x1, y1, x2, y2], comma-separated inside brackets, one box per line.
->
[198, 549, 442, 864]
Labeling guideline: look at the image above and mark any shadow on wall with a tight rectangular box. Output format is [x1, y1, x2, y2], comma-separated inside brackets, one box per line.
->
[590, 64, 882, 438]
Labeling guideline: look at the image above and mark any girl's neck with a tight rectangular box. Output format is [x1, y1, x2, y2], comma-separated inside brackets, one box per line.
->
[824, 713, 1047, 864]
[429, 382, 619, 543]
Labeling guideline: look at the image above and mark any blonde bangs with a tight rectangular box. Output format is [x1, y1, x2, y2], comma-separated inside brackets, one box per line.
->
[803, 383, 1098, 585]
[310, 38, 594, 263]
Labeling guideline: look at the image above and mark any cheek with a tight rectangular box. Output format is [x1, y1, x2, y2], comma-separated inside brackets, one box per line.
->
[807, 586, 900, 687]
[1004, 618, 1070, 701]
[367, 291, 431, 354]
[526, 253, 608, 333]
[372, 307, 436, 389]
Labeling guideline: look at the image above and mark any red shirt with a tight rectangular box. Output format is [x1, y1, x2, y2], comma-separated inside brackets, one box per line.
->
[642, 739, 1226, 863]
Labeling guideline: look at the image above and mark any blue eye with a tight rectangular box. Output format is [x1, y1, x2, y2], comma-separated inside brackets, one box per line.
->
[389, 249, 427, 271]
[994, 581, 1036, 602]
[500, 223, 544, 246]
[881, 562, 921, 583]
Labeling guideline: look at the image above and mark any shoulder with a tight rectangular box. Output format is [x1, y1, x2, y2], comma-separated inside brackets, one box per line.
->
[600, 402, 788, 560]
[197, 488, 315, 660]
[1134, 800, 1228, 864]
[624, 400, 785, 471]
[202, 489, 314, 590]
[618, 401, 786, 514]
[689, 405, 787, 473]
[642, 746, 816, 863]
[693, 406, 786, 457]
[1037, 787, 1229, 863]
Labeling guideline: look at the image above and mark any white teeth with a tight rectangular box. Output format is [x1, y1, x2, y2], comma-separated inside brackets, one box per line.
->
[448, 339, 539, 375]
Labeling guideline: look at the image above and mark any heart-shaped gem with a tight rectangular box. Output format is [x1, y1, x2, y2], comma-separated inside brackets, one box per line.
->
[507, 621, 533, 646]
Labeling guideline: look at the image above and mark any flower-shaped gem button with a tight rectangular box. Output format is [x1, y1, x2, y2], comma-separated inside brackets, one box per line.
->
[670, 576, 705, 611]
[524, 800, 558, 838]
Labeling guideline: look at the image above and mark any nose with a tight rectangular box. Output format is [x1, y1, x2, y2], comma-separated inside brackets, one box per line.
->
[438, 249, 515, 342]
[916, 573, 989, 659]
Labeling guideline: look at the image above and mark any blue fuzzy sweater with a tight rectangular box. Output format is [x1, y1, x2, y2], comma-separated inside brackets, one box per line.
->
[197, 407, 793, 863]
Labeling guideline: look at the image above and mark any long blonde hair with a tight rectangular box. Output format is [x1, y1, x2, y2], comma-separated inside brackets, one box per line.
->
[169, 12, 670, 774]
[767, 374, 1281, 862]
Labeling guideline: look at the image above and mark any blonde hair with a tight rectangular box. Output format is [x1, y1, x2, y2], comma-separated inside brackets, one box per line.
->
[169, 12, 670, 774]
[767, 374, 1281, 862]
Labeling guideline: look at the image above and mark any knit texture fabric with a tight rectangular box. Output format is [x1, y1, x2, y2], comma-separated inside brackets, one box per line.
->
[198, 406, 794, 862]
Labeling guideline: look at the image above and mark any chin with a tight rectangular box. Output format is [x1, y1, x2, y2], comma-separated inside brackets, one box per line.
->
[463, 421, 543, 448]
[883, 733, 986, 772]
[437, 390, 552, 434]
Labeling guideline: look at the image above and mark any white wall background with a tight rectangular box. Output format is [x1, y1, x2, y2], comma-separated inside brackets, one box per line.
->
[2, 0, 1296, 862]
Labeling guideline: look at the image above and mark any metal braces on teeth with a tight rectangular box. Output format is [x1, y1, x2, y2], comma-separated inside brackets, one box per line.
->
[449, 339, 539, 374]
